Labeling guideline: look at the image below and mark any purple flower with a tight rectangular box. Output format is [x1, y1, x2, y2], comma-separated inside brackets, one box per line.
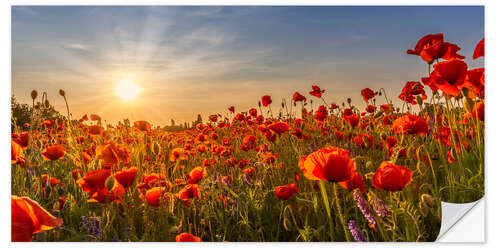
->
[243, 173, 253, 186]
[81, 216, 102, 240]
[353, 189, 376, 227]
[348, 220, 366, 242]
[368, 192, 390, 218]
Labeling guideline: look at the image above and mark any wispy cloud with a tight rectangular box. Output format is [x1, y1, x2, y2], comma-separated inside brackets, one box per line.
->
[63, 43, 91, 52]
[13, 6, 37, 16]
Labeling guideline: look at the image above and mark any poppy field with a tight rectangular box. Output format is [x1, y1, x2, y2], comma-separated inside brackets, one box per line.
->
[11, 34, 484, 242]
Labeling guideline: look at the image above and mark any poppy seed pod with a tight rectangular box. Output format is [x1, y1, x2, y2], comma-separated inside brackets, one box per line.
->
[105, 176, 116, 191]
[416, 95, 423, 106]
[59, 89, 66, 97]
[31, 90, 38, 100]
[420, 194, 436, 208]
[464, 97, 474, 113]
[365, 161, 373, 170]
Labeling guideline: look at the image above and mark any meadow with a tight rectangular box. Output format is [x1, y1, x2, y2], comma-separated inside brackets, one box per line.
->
[11, 33, 484, 242]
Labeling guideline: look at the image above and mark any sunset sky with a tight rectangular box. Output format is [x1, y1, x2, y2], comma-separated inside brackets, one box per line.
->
[12, 6, 484, 126]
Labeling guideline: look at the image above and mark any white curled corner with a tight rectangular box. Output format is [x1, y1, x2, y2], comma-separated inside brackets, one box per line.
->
[436, 198, 484, 242]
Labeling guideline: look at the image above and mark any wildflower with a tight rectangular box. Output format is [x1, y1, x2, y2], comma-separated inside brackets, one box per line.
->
[407, 33, 464, 63]
[368, 192, 390, 218]
[11, 195, 63, 241]
[176, 233, 202, 242]
[261, 95, 272, 107]
[473, 38, 484, 59]
[339, 173, 366, 194]
[133, 120, 151, 132]
[274, 182, 299, 200]
[421, 59, 468, 96]
[309, 85, 325, 98]
[299, 146, 357, 182]
[361, 88, 376, 102]
[372, 161, 412, 192]
[41, 145, 66, 161]
[114, 167, 138, 189]
[11, 140, 25, 165]
[392, 114, 429, 135]
[348, 220, 366, 242]
[186, 167, 207, 184]
[352, 189, 376, 228]
[293, 92, 306, 102]
[80, 216, 102, 240]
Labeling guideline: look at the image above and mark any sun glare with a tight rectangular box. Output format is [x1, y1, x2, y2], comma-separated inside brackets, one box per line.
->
[116, 79, 142, 101]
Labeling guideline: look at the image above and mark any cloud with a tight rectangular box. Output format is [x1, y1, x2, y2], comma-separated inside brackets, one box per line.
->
[13, 6, 37, 16]
[63, 43, 91, 51]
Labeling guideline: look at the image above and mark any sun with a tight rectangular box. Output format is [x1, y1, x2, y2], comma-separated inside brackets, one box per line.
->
[116, 79, 142, 101]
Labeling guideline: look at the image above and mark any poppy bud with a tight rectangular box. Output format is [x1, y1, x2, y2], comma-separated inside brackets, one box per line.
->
[105, 176, 116, 191]
[464, 97, 474, 113]
[380, 132, 387, 140]
[44, 100, 50, 108]
[59, 89, 66, 97]
[258, 101, 262, 107]
[416, 96, 423, 106]
[420, 194, 435, 208]
[152, 141, 161, 155]
[366, 161, 373, 170]
[347, 98, 352, 104]
[31, 90, 38, 100]
[374, 111, 384, 119]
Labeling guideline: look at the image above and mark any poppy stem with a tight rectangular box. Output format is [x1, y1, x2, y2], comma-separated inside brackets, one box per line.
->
[318, 181, 335, 241]
[333, 183, 351, 241]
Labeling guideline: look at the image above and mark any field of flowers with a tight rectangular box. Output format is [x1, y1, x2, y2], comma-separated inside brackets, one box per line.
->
[11, 33, 484, 242]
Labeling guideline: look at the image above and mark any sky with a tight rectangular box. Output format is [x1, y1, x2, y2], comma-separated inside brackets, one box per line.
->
[11, 6, 484, 126]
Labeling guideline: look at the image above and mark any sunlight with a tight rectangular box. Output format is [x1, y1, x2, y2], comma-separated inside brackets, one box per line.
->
[116, 79, 142, 101]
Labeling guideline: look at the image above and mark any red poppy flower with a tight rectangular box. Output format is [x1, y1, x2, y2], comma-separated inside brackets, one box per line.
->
[344, 114, 360, 127]
[463, 68, 485, 99]
[421, 59, 468, 96]
[309, 85, 325, 98]
[96, 144, 119, 166]
[473, 38, 484, 59]
[178, 184, 201, 201]
[76, 169, 110, 196]
[11, 140, 25, 165]
[392, 114, 429, 135]
[114, 167, 138, 189]
[274, 182, 299, 200]
[361, 88, 376, 102]
[267, 122, 290, 134]
[472, 101, 484, 121]
[372, 162, 412, 192]
[293, 92, 306, 102]
[176, 233, 202, 242]
[133, 120, 151, 132]
[41, 145, 66, 161]
[228, 106, 235, 113]
[88, 125, 104, 136]
[145, 187, 167, 207]
[90, 114, 101, 122]
[366, 105, 376, 113]
[338, 172, 366, 194]
[186, 167, 207, 184]
[398, 81, 427, 105]
[261, 95, 272, 107]
[249, 108, 258, 117]
[43, 119, 55, 128]
[311, 105, 327, 122]
[11, 195, 63, 242]
[299, 146, 357, 182]
[13, 132, 29, 148]
[407, 33, 464, 63]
